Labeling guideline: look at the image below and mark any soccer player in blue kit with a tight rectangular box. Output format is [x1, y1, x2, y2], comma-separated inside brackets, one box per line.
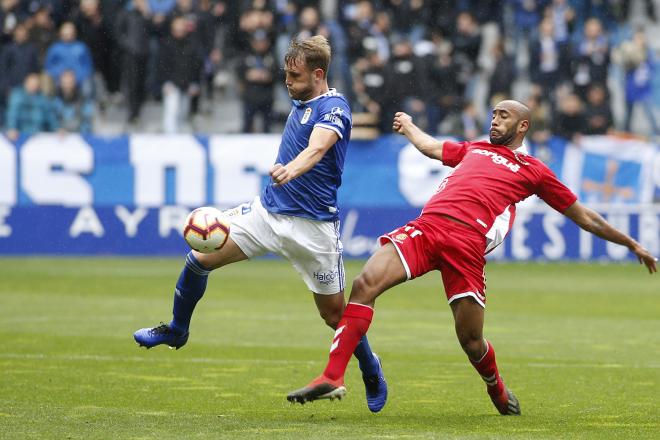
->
[133, 35, 388, 412]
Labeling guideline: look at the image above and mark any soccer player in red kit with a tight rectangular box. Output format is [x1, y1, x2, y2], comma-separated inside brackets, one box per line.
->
[286, 100, 658, 415]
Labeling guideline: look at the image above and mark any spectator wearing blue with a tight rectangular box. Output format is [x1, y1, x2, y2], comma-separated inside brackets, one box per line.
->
[508, 0, 546, 60]
[618, 31, 659, 136]
[44, 22, 94, 98]
[149, 0, 176, 16]
[53, 70, 94, 134]
[545, 0, 575, 43]
[0, 24, 40, 107]
[5, 73, 58, 141]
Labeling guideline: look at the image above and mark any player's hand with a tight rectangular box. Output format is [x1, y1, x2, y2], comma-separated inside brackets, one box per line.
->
[631, 244, 657, 274]
[392, 112, 413, 135]
[6, 129, 19, 142]
[270, 163, 293, 186]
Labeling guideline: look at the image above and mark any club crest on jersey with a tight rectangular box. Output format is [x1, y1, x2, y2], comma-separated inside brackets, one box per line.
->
[394, 233, 408, 242]
[301, 107, 312, 124]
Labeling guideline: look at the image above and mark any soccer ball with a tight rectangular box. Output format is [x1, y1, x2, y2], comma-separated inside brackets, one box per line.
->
[183, 207, 230, 254]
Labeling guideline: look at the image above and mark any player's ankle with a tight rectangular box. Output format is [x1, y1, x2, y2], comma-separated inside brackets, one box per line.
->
[487, 380, 506, 398]
[312, 374, 343, 386]
[169, 320, 188, 335]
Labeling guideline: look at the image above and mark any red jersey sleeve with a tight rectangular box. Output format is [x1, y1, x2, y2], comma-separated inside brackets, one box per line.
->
[441, 141, 469, 168]
[535, 166, 578, 213]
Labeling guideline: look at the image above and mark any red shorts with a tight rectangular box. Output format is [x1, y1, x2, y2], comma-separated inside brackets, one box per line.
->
[379, 215, 488, 307]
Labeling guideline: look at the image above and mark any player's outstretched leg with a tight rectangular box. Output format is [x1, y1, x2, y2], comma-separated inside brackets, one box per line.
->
[354, 339, 388, 412]
[314, 293, 387, 412]
[287, 303, 374, 404]
[452, 297, 520, 415]
[134, 252, 209, 349]
[288, 242, 406, 408]
[471, 340, 521, 415]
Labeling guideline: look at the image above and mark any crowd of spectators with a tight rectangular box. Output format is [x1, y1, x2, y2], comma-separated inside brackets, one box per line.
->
[0, 0, 658, 140]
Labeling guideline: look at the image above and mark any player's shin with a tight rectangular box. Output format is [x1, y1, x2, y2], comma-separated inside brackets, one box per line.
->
[323, 302, 374, 381]
[470, 340, 505, 397]
[170, 252, 210, 333]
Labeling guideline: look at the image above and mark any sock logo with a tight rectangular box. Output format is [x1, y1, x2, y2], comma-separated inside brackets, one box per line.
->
[481, 373, 498, 386]
[329, 325, 345, 353]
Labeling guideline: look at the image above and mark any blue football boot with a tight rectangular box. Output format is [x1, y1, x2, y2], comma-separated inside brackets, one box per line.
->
[134, 322, 189, 350]
[362, 353, 388, 412]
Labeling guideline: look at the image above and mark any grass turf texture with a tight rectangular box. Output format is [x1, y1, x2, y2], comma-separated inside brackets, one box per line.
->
[0, 258, 658, 440]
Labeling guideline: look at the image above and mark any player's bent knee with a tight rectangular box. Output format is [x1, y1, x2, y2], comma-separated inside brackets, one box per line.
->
[320, 310, 341, 329]
[192, 238, 248, 270]
[457, 334, 485, 359]
[350, 272, 380, 303]
[192, 251, 222, 270]
[317, 302, 343, 328]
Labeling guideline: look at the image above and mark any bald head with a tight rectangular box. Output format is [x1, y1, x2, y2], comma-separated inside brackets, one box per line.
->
[494, 100, 531, 122]
[489, 100, 531, 148]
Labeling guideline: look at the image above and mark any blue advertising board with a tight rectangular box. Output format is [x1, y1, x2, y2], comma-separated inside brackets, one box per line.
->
[0, 133, 658, 259]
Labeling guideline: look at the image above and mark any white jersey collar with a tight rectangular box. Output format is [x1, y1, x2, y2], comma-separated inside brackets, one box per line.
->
[294, 88, 338, 107]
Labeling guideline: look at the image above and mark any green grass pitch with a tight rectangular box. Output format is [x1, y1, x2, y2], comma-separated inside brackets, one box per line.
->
[0, 258, 658, 439]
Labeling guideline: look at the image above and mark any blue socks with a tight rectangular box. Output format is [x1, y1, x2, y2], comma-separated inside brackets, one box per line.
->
[170, 252, 210, 334]
[170, 251, 379, 378]
[354, 335, 380, 376]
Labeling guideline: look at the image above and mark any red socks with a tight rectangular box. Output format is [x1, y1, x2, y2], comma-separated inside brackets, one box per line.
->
[470, 340, 506, 399]
[322, 302, 374, 381]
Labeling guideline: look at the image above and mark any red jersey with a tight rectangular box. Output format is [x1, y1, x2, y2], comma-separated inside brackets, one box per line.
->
[422, 140, 577, 243]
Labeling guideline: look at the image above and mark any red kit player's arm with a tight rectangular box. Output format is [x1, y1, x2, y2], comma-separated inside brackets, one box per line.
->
[392, 112, 445, 161]
[563, 201, 657, 274]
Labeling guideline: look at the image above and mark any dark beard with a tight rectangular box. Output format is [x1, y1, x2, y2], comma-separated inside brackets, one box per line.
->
[288, 85, 314, 101]
[490, 130, 516, 146]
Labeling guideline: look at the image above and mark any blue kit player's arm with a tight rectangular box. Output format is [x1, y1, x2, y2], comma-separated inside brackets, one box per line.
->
[270, 126, 338, 186]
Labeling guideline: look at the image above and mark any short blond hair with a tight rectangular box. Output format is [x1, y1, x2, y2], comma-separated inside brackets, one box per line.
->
[284, 35, 331, 78]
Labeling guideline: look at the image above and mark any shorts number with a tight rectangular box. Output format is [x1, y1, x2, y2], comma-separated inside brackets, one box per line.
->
[404, 225, 423, 238]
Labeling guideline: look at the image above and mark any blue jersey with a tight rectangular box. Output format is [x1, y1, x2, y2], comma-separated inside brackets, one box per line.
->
[261, 89, 351, 221]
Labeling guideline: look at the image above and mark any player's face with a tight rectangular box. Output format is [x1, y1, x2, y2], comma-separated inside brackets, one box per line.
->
[489, 108, 519, 146]
[284, 60, 316, 101]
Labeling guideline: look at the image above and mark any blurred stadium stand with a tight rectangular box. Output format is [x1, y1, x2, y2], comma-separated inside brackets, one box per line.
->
[1, 0, 659, 139]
